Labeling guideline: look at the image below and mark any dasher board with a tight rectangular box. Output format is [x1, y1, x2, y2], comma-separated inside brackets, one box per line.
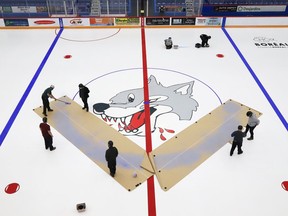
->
[33, 96, 153, 191]
[149, 99, 262, 191]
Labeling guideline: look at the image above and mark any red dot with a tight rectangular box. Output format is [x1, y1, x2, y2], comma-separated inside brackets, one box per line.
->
[281, 181, 288, 191]
[64, 55, 72, 59]
[5, 183, 20, 194]
[216, 54, 224, 58]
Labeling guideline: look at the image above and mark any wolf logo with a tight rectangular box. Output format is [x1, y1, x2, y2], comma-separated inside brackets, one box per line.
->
[93, 75, 198, 137]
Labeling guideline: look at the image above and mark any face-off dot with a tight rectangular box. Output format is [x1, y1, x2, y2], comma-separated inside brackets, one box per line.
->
[64, 55, 72, 59]
[5, 183, 20, 194]
[216, 54, 224, 58]
[281, 181, 288, 191]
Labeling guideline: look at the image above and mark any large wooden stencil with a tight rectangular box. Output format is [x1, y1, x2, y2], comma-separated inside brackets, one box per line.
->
[149, 99, 262, 191]
[33, 96, 154, 191]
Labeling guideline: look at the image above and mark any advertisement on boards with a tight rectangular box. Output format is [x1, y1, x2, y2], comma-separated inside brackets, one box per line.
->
[28, 18, 59, 27]
[0, 19, 4, 27]
[196, 17, 222, 26]
[62, 18, 90, 27]
[146, 17, 170, 25]
[4, 19, 29, 26]
[115, 18, 140, 26]
[171, 18, 196, 25]
[90, 17, 114, 26]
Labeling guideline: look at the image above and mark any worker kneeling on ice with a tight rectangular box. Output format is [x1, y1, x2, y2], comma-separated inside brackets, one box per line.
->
[164, 37, 173, 49]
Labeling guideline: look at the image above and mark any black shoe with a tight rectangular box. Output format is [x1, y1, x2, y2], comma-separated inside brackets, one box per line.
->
[238, 151, 243, 155]
[42, 112, 47, 116]
[48, 109, 53, 112]
[82, 107, 85, 110]
[86, 109, 89, 112]
[110, 173, 115, 177]
[247, 137, 253, 140]
[50, 147, 56, 151]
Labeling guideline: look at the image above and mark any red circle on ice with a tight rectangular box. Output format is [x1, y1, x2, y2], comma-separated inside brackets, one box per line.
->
[5, 183, 20, 194]
[281, 181, 288, 191]
[216, 54, 224, 58]
[64, 55, 72, 59]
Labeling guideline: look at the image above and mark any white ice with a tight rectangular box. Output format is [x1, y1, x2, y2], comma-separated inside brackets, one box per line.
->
[0, 27, 287, 216]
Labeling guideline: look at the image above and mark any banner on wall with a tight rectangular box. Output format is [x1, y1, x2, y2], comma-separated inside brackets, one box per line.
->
[11, 6, 37, 13]
[214, 6, 237, 12]
[2, 6, 12, 13]
[36, 6, 48, 13]
[146, 18, 170, 25]
[196, 17, 222, 26]
[171, 18, 196, 25]
[237, 5, 286, 12]
[89, 17, 114, 26]
[115, 18, 140, 26]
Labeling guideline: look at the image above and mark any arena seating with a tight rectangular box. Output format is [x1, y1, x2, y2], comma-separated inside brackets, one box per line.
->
[204, 0, 288, 4]
[0, 0, 130, 17]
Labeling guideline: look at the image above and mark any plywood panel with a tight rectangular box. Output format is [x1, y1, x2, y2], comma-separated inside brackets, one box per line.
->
[33, 96, 153, 191]
[149, 99, 262, 191]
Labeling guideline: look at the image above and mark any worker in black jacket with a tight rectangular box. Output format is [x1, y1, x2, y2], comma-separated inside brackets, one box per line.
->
[105, 140, 119, 177]
[230, 125, 246, 156]
[200, 34, 211, 47]
[78, 83, 90, 112]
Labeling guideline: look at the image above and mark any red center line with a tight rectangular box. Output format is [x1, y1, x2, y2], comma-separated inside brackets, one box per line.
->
[140, 17, 157, 216]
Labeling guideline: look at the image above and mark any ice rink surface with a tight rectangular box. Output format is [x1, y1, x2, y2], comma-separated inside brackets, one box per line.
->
[0, 26, 287, 216]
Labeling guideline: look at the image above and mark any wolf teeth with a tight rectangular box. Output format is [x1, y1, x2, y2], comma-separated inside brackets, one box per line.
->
[118, 122, 126, 131]
[101, 114, 107, 122]
[120, 117, 126, 124]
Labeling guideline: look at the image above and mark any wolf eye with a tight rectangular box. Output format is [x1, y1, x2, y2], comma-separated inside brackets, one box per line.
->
[128, 94, 135, 103]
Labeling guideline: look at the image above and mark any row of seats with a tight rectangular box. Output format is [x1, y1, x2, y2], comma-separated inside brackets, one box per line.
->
[204, 0, 288, 4]
[0, 0, 130, 16]
[156, 0, 186, 14]
[156, 0, 288, 5]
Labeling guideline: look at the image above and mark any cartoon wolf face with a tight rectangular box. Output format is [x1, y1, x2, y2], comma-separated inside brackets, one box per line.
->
[93, 75, 198, 137]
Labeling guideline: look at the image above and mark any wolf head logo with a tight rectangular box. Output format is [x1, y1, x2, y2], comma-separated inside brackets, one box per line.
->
[93, 75, 198, 137]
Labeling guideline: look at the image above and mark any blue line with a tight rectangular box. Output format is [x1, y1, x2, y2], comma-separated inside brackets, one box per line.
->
[0, 28, 64, 147]
[59, 18, 63, 28]
[221, 17, 226, 28]
[222, 27, 288, 131]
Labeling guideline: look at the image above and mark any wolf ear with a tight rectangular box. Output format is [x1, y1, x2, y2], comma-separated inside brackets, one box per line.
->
[173, 81, 195, 95]
[148, 75, 158, 85]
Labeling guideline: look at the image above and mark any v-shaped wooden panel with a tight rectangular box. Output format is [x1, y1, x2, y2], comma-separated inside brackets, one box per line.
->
[34, 97, 261, 192]
[33, 96, 154, 192]
[149, 99, 262, 191]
